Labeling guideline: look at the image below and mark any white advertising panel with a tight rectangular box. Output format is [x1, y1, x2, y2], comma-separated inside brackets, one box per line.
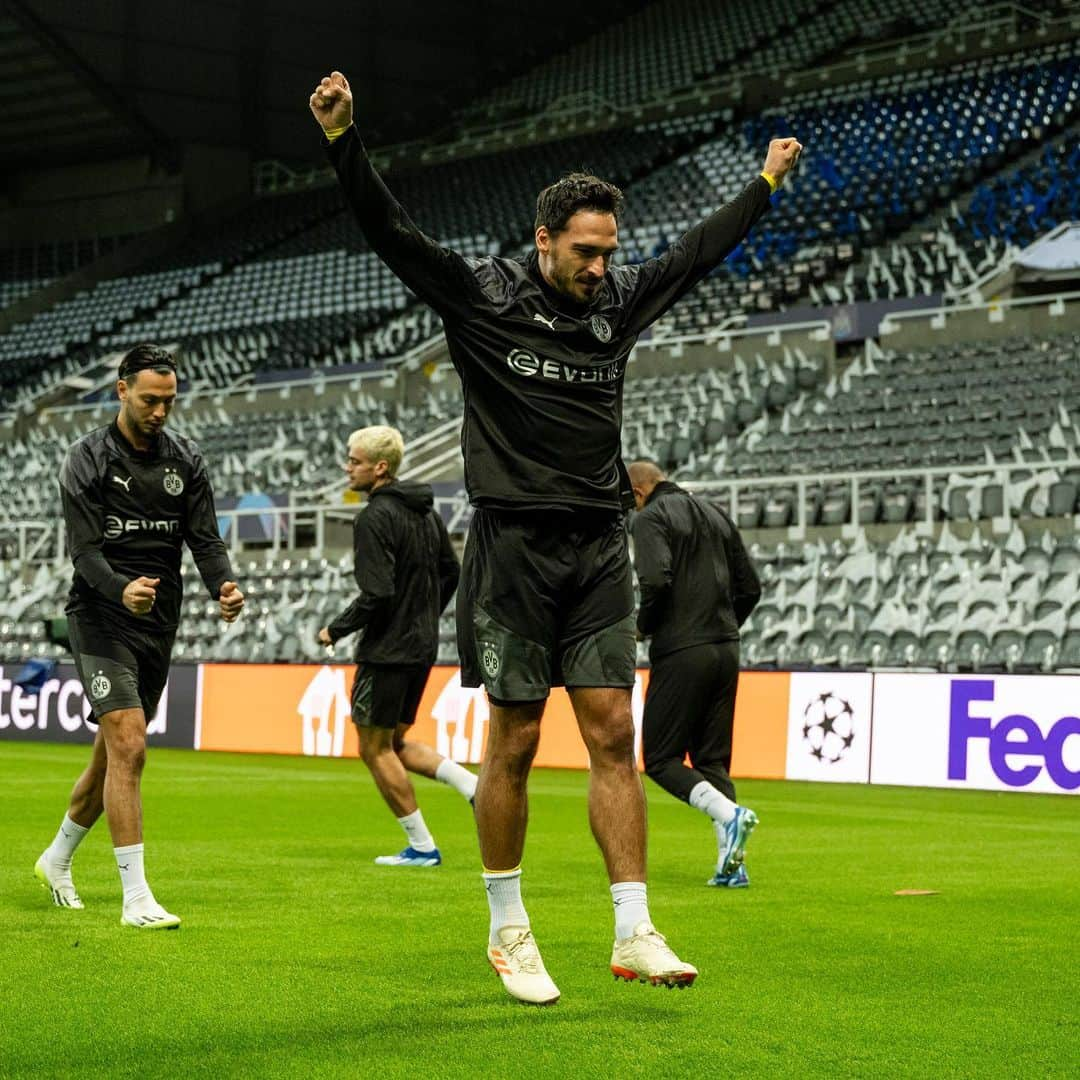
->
[871, 673, 1080, 795]
[785, 672, 875, 783]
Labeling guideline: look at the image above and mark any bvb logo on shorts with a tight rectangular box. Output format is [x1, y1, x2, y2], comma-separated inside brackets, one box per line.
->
[163, 467, 184, 496]
[90, 671, 112, 701]
[590, 315, 612, 343]
[481, 645, 500, 680]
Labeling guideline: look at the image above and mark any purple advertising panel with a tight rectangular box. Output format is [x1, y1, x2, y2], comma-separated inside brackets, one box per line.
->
[871, 673, 1080, 795]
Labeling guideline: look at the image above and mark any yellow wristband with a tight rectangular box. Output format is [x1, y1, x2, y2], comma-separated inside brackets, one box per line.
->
[761, 171, 779, 193]
[324, 124, 350, 143]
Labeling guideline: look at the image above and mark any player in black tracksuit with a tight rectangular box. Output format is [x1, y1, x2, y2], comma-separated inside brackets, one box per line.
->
[35, 343, 243, 929]
[317, 425, 472, 866]
[310, 69, 800, 1001]
[629, 461, 762, 889]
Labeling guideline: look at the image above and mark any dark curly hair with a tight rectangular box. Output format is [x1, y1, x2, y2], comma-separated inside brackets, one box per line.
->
[534, 172, 624, 236]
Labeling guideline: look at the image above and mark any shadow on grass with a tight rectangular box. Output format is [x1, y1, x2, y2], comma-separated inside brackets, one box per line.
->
[3, 977, 707, 1078]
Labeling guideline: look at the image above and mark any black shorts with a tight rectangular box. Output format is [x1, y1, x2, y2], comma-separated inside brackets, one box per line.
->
[456, 508, 636, 701]
[350, 663, 430, 730]
[68, 614, 175, 722]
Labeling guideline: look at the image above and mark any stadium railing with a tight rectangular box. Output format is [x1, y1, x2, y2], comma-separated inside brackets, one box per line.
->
[879, 287, 1080, 344]
[9, 490, 474, 569]
[632, 317, 833, 359]
[686, 457, 1080, 538]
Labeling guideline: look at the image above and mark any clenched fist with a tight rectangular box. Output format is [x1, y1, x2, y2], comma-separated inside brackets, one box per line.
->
[762, 137, 803, 187]
[309, 71, 353, 133]
[219, 580, 245, 623]
[122, 576, 159, 616]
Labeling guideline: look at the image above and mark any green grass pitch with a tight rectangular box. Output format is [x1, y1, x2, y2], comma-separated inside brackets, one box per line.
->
[1, 742, 1077, 1078]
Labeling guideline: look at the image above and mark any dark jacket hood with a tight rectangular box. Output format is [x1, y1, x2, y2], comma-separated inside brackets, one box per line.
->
[371, 479, 434, 514]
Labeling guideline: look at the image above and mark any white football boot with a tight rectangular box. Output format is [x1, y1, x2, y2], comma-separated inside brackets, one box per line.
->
[487, 926, 560, 1005]
[34, 853, 84, 910]
[611, 922, 698, 988]
[121, 895, 181, 930]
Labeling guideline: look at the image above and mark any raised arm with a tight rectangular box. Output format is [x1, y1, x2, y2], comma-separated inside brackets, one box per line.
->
[624, 137, 803, 336]
[309, 71, 476, 319]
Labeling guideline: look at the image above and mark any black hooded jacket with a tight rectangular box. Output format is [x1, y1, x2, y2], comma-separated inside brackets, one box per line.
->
[632, 481, 761, 661]
[327, 480, 460, 665]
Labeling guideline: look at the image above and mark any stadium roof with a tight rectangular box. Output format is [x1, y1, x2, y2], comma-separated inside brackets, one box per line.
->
[0, 0, 649, 170]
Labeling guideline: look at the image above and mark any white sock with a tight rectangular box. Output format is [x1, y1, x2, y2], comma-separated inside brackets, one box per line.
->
[611, 881, 651, 941]
[397, 808, 436, 853]
[435, 758, 478, 802]
[44, 814, 90, 872]
[114, 843, 150, 906]
[482, 867, 529, 942]
[689, 780, 737, 825]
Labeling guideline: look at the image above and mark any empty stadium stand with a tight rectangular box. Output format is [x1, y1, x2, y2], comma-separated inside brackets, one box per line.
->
[3, 0, 1079, 680]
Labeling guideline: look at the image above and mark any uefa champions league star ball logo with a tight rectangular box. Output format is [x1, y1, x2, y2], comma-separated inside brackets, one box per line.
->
[90, 671, 112, 701]
[163, 467, 184, 496]
[590, 315, 612, 343]
[481, 645, 500, 680]
[801, 691, 856, 764]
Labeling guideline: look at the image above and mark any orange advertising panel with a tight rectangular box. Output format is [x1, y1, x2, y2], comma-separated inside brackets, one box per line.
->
[196, 664, 787, 777]
[729, 671, 791, 780]
[197, 663, 360, 757]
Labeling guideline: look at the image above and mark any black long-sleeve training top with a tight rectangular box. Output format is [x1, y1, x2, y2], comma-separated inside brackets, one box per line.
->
[632, 480, 761, 661]
[327, 126, 771, 512]
[327, 479, 460, 666]
[60, 419, 233, 633]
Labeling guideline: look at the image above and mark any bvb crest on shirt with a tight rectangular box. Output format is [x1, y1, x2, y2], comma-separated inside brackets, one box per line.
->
[590, 315, 612, 343]
[163, 467, 184, 496]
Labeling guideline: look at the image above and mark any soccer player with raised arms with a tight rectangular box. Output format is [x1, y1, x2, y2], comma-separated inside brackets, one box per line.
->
[310, 70, 800, 1003]
[35, 344, 244, 929]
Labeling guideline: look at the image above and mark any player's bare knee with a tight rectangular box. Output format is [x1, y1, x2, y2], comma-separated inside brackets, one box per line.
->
[584, 719, 636, 767]
[489, 719, 541, 772]
[110, 738, 146, 774]
[359, 728, 394, 766]
[100, 711, 147, 770]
